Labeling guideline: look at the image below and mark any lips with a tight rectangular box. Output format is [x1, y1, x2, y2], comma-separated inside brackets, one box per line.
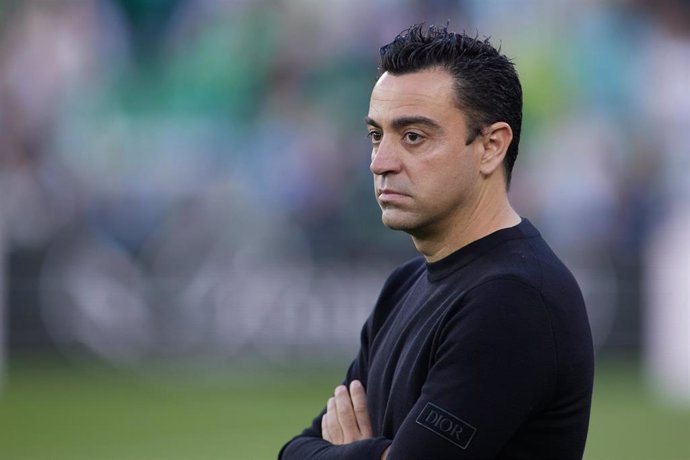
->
[377, 188, 409, 201]
[378, 188, 405, 195]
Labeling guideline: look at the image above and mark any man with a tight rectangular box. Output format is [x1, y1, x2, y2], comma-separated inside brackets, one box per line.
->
[279, 24, 594, 460]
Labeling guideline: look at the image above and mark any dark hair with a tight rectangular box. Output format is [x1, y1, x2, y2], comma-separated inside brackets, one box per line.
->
[379, 24, 522, 187]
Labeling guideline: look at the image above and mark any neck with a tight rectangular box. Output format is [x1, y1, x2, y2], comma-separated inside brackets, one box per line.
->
[412, 194, 521, 263]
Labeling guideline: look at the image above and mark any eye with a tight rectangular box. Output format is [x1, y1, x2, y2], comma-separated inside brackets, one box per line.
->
[404, 132, 424, 144]
[367, 131, 382, 144]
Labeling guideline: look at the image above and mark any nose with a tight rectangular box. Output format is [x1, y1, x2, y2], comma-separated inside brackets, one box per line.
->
[369, 138, 401, 176]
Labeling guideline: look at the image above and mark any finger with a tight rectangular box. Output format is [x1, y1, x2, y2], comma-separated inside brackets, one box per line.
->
[350, 380, 373, 437]
[381, 446, 390, 460]
[321, 410, 331, 442]
[326, 396, 344, 444]
[334, 385, 359, 442]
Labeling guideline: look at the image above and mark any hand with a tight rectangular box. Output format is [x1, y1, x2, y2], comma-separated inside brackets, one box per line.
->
[321, 380, 373, 445]
[381, 446, 390, 459]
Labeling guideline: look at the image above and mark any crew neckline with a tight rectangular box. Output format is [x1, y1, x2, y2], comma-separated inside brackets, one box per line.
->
[425, 218, 539, 282]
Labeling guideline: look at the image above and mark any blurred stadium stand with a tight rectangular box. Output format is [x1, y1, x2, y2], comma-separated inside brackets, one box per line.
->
[0, 0, 688, 403]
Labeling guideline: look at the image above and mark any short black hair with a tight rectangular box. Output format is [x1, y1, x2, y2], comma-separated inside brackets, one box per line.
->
[379, 24, 522, 187]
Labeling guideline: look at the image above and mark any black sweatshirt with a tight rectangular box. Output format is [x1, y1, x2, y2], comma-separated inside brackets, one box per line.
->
[280, 219, 594, 459]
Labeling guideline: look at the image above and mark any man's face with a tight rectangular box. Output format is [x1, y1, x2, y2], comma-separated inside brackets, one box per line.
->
[367, 68, 482, 238]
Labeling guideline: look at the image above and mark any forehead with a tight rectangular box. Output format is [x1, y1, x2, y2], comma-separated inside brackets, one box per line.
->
[368, 69, 460, 122]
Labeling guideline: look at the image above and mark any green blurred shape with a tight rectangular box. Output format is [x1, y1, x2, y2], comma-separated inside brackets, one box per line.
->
[0, 356, 688, 460]
[585, 358, 690, 460]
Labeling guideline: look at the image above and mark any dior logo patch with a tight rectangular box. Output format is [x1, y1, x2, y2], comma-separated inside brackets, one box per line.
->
[415, 402, 477, 450]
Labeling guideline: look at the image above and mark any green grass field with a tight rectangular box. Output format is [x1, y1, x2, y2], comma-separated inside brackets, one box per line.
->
[0, 356, 688, 460]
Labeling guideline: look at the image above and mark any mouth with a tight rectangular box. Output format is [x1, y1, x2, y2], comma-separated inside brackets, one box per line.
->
[377, 188, 409, 202]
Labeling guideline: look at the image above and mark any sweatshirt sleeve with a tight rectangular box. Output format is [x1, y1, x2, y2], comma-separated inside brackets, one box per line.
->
[278, 260, 419, 460]
[278, 304, 392, 460]
[383, 277, 558, 460]
[279, 428, 391, 460]
[277, 358, 392, 460]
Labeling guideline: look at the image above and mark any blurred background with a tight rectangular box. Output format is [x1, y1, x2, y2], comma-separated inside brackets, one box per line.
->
[0, 0, 688, 458]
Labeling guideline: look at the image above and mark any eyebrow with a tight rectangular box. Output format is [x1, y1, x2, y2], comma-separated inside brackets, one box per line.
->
[364, 115, 443, 132]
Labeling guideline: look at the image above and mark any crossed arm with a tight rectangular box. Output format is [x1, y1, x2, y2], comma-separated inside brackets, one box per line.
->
[321, 380, 390, 460]
[281, 280, 565, 459]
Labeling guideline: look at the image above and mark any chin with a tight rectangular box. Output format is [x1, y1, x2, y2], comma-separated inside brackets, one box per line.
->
[381, 210, 418, 233]
[381, 209, 439, 239]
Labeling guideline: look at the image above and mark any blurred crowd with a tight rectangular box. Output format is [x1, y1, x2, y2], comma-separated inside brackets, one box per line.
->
[0, 0, 688, 394]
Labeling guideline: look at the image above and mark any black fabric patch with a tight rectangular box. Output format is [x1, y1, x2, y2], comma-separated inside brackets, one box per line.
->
[416, 402, 477, 450]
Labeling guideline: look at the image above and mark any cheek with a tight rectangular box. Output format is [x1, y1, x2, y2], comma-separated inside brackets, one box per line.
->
[418, 151, 463, 182]
[423, 153, 476, 198]
[408, 141, 475, 189]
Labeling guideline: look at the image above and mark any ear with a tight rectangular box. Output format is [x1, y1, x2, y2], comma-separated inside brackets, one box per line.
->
[478, 122, 513, 178]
